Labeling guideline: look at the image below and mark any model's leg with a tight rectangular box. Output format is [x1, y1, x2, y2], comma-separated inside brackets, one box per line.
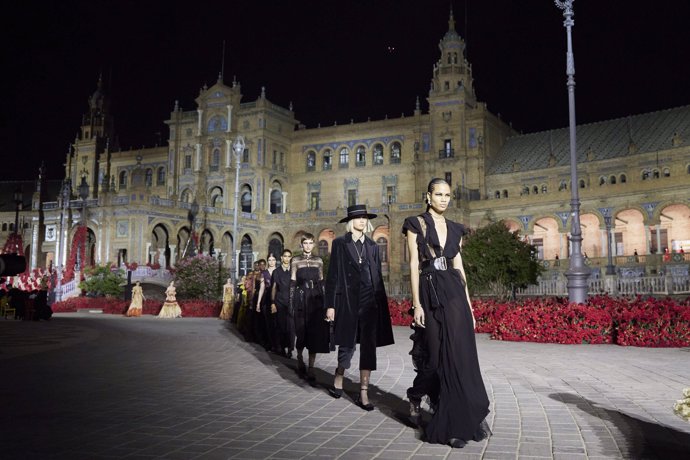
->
[357, 369, 374, 411]
[307, 352, 317, 381]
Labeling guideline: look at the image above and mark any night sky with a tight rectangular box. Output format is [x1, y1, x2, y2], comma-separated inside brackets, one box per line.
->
[4, 0, 690, 181]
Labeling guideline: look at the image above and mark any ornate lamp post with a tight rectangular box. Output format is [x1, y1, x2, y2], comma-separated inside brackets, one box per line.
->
[231, 135, 245, 283]
[555, 0, 590, 303]
[188, 200, 199, 257]
[602, 211, 616, 275]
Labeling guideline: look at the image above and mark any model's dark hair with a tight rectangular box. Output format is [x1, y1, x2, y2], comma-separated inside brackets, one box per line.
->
[257, 259, 266, 265]
[301, 233, 315, 243]
[281, 249, 292, 256]
[266, 253, 276, 260]
[426, 178, 449, 210]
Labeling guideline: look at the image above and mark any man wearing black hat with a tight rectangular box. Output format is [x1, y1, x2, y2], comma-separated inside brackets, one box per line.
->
[325, 204, 394, 410]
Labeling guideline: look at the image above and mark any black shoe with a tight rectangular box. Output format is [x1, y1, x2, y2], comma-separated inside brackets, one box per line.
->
[328, 387, 343, 399]
[449, 438, 466, 449]
[355, 396, 374, 411]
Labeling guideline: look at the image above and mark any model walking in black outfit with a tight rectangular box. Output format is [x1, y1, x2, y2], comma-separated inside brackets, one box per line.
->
[271, 249, 295, 357]
[325, 205, 394, 410]
[290, 233, 330, 380]
[403, 178, 491, 448]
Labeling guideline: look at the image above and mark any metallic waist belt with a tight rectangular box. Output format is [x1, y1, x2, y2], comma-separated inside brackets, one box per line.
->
[419, 256, 449, 273]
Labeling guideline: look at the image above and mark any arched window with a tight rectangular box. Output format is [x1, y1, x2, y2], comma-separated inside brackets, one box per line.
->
[610, 175, 617, 184]
[642, 169, 650, 180]
[339, 147, 349, 168]
[663, 168, 670, 177]
[268, 237, 283, 259]
[687, 164, 690, 174]
[558, 180, 568, 191]
[541, 184, 548, 194]
[652, 169, 660, 179]
[210, 148, 220, 172]
[9, 223, 14, 232]
[503, 190, 508, 198]
[241, 185, 252, 213]
[1, 223, 6, 231]
[270, 189, 283, 214]
[242, 148, 249, 163]
[323, 149, 332, 170]
[157, 167, 165, 185]
[318, 240, 329, 257]
[306, 151, 316, 171]
[355, 146, 366, 167]
[373, 144, 384, 165]
[599, 176, 606, 186]
[180, 189, 192, 203]
[579, 179, 586, 188]
[495, 191, 501, 199]
[207, 115, 227, 133]
[522, 186, 530, 195]
[145, 168, 153, 186]
[210, 187, 223, 207]
[620, 174, 627, 183]
[390, 142, 401, 164]
[532, 185, 539, 195]
[377, 237, 388, 263]
[119, 171, 127, 188]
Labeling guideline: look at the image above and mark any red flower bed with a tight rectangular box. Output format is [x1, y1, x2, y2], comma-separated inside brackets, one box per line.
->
[52, 296, 221, 317]
[390, 295, 689, 347]
[589, 295, 690, 347]
[489, 297, 613, 344]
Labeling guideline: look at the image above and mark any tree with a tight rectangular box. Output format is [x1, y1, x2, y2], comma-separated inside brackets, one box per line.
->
[174, 255, 229, 300]
[79, 264, 126, 297]
[461, 220, 544, 300]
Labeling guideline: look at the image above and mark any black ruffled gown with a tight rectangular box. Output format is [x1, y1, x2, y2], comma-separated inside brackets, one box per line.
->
[403, 213, 491, 445]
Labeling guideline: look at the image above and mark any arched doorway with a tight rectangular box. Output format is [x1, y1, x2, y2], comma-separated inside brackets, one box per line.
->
[201, 229, 214, 256]
[177, 226, 191, 260]
[239, 235, 254, 276]
[151, 224, 170, 268]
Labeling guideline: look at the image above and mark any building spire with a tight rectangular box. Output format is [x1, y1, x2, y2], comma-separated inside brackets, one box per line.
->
[448, 5, 456, 32]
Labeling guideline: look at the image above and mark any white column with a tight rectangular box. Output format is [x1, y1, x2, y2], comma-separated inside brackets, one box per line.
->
[197, 109, 203, 136]
[30, 221, 39, 270]
[644, 225, 652, 255]
[600, 229, 607, 257]
[227, 105, 233, 132]
[611, 227, 617, 256]
[282, 192, 287, 213]
[225, 139, 231, 168]
[267, 187, 272, 214]
[145, 242, 151, 263]
[169, 244, 177, 267]
[195, 144, 201, 171]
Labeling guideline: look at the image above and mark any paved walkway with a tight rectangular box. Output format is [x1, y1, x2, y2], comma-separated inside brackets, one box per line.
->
[1, 313, 689, 460]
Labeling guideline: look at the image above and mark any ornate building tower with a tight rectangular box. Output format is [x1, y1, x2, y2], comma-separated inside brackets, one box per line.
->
[67, 75, 114, 199]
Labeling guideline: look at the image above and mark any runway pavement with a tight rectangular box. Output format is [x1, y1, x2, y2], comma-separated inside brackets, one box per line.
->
[1, 313, 689, 459]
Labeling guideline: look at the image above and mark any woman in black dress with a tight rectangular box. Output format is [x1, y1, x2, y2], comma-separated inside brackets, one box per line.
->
[403, 178, 491, 448]
[290, 233, 330, 379]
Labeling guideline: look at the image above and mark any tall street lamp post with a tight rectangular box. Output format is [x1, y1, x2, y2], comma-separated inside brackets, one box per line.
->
[231, 135, 245, 284]
[13, 188, 22, 237]
[555, 0, 590, 303]
[76, 176, 89, 271]
[603, 213, 616, 275]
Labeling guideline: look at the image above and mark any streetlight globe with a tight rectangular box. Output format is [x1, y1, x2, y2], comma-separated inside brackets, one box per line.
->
[232, 135, 245, 156]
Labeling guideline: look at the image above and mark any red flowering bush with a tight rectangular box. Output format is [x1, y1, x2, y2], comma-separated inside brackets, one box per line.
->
[589, 295, 690, 347]
[490, 298, 613, 344]
[52, 297, 221, 317]
[179, 300, 222, 317]
[388, 298, 412, 326]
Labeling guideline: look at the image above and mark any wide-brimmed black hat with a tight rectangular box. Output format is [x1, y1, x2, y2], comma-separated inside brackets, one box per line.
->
[339, 204, 377, 223]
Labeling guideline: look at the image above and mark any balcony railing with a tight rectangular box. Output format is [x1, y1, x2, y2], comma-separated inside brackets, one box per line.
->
[439, 149, 455, 159]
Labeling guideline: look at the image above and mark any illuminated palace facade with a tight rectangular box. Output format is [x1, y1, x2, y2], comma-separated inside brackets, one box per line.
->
[8, 14, 689, 290]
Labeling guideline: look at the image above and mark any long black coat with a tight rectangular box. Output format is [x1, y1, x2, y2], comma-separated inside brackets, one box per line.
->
[325, 233, 394, 348]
